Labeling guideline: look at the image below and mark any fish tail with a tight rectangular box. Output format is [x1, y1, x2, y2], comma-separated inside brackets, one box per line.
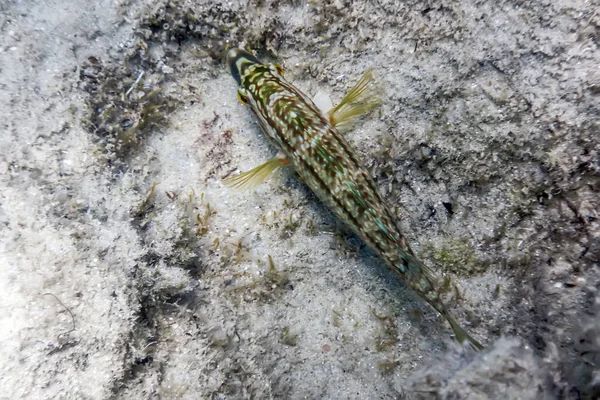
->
[447, 314, 484, 351]
[393, 253, 484, 350]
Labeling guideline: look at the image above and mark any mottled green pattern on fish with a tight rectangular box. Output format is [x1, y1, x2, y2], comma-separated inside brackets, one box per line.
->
[226, 48, 482, 350]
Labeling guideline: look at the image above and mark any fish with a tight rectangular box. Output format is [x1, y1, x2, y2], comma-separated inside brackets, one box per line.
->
[224, 48, 483, 350]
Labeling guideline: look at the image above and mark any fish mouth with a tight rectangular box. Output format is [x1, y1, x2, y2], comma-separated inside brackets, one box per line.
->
[227, 48, 262, 85]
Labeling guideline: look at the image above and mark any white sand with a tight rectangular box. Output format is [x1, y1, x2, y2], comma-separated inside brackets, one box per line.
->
[1, 0, 599, 398]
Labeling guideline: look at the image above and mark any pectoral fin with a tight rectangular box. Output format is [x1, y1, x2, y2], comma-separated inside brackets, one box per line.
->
[223, 154, 290, 190]
[328, 68, 383, 133]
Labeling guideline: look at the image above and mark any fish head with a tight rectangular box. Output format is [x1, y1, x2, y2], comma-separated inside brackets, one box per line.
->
[227, 48, 265, 86]
[226, 48, 288, 145]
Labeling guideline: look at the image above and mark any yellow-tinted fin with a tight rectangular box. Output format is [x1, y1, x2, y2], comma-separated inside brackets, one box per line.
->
[448, 315, 484, 351]
[223, 155, 290, 190]
[328, 68, 383, 133]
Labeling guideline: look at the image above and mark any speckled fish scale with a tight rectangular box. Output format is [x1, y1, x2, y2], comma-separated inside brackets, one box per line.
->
[226, 48, 483, 350]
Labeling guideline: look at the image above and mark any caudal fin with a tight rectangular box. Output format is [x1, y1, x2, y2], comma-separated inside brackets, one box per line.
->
[448, 316, 484, 351]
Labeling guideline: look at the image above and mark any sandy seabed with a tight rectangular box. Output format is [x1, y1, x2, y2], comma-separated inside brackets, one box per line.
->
[1, 0, 599, 399]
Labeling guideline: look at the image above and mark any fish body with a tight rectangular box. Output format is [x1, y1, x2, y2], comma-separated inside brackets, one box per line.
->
[226, 48, 482, 350]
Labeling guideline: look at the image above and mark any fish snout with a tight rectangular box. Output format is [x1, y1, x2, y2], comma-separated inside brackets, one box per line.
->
[227, 48, 262, 85]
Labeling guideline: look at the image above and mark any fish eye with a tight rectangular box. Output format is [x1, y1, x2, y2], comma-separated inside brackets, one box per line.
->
[237, 91, 249, 105]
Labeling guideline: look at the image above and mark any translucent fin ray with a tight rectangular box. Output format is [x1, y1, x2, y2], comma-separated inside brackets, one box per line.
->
[223, 156, 289, 190]
[448, 315, 484, 351]
[328, 68, 384, 133]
